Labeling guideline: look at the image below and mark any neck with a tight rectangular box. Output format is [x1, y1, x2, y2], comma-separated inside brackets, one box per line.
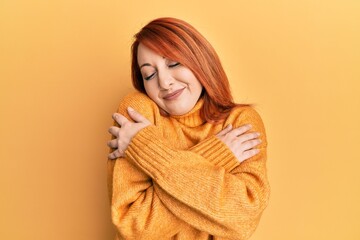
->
[170, 98, 205, 127]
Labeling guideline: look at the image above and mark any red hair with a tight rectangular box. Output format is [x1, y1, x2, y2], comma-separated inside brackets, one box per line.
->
[131, 17, 247, 123]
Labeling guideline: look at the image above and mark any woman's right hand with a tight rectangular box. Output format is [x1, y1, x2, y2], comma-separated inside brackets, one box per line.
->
[216, 124, 261, 163]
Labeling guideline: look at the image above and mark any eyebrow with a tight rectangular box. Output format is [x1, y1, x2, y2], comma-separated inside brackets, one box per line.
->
[140, 63, 153, 69]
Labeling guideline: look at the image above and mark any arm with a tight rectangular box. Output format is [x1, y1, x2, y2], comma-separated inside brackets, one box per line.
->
[108, 155, 187, 239]
[108, 92, 269, 239]
[108, 122, 261, 239]
[124, 107, 270, 239]
[108, 92, 189, 239]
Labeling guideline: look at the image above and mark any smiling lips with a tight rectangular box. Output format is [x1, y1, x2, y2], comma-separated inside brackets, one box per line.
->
[163, 88, 186, 100]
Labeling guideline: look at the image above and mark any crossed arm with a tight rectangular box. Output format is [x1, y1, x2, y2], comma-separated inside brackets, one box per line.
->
[107, 104, 269, 239]
[108, 106, 261, 163]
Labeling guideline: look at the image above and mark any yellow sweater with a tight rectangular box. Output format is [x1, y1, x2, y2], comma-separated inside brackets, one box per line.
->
[108, 92, 270, 240]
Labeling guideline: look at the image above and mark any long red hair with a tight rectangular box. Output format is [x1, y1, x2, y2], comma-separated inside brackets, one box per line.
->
[131, 17, 246, 123]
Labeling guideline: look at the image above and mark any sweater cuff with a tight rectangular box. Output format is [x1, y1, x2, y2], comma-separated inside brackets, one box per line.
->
[125, 126, 240, 178]
[189, 135, 240, 172]
[125, 125, 173, 180]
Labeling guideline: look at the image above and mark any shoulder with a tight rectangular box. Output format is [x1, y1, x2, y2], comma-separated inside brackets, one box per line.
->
[229, 106, 265, 128]
[226, 105, 268, 146]
[116, 91, 160, 124]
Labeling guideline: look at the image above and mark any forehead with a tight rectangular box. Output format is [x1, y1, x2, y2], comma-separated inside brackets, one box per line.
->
[137, 43, 163, 65]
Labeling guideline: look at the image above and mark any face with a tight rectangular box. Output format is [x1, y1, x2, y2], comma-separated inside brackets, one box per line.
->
[137, 43, 203, 116]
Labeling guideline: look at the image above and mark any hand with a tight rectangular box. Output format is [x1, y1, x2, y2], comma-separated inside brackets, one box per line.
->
[107, 107, 151, 160]
[216, 124, 261, 163]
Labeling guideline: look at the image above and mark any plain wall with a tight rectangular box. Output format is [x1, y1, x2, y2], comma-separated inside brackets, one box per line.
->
[1, 0, 359, 239]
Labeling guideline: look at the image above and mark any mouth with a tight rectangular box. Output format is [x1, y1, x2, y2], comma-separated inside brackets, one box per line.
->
[163, 88, 186, 100]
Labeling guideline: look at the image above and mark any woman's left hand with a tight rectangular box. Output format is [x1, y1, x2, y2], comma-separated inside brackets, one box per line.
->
[107, 107, 151, 160]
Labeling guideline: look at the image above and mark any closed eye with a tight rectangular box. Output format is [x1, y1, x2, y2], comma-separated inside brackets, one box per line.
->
[168, 62, 180, 68]
[144, 72, 156, 81]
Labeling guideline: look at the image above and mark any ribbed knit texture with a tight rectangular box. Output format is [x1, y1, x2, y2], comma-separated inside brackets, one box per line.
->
[108, 92, 270, 240]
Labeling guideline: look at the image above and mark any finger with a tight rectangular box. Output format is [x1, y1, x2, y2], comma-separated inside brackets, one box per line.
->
[127, 107, 150, 124]
[112, 113, 129, 126]
[108, 150, 117, 160]
[228, 124, 252, 138]
[237, 132, 260, 143]
[216, 124, 232, 137]
[108, 126, 120, 137]
[241, 139, 262, 151]
[107, 139, 118, 149]
[108, 149, 123, 160]
[239, 149, 260, 162]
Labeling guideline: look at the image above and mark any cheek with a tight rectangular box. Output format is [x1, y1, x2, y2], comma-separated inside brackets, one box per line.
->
[144, 81, 158, 98]
[186, 73, 202, 91]
[178, 69, 200, 86]
[180, 69, 195, 80]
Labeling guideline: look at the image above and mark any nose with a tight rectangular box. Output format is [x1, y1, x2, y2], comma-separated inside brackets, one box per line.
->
[157, 68, 174, 90]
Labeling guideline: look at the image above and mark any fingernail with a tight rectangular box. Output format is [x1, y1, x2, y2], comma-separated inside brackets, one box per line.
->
[257, 132, 261, 136]
[247, 124, 252, 128]
[128, 107, 134, 112]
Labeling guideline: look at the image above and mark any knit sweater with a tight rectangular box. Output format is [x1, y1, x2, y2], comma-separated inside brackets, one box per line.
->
[107, 91, 270, 240]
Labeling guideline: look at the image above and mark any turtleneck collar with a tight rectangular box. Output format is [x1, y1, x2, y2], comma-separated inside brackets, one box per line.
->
[170, 98, 206, 127]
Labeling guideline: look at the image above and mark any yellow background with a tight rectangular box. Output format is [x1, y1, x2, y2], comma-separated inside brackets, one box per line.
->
[1, 0, 359, 239]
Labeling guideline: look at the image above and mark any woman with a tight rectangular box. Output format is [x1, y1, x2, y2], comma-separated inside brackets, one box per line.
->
[107, 17, 270, 240]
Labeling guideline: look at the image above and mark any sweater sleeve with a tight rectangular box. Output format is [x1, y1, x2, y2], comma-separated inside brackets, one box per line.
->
[124, 107, 270, 239]
[108, 92, 188, 239]
[188, 107, 267, 173]
[109, 155, 187, 239]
